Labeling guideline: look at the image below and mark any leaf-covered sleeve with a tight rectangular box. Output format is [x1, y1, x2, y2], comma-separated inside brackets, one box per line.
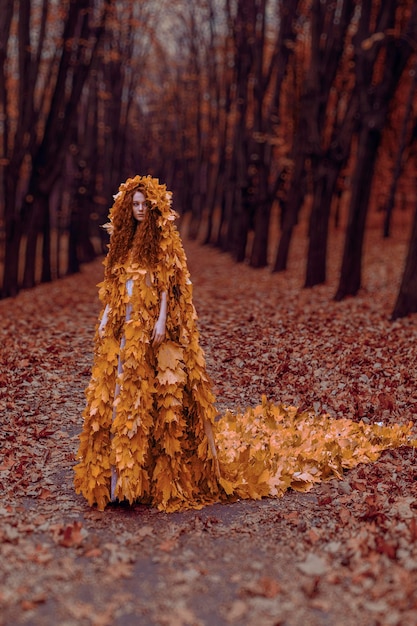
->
[154, 224, 195, 343]
[155, 225, 184, 292]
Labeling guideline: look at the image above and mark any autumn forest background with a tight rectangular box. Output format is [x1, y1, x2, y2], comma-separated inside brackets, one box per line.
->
[1, 0, 417, 318]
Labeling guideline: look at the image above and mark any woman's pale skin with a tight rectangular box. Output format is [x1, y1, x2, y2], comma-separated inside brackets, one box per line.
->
[132, 191, 166, 347]
[132, 191, 148, 222]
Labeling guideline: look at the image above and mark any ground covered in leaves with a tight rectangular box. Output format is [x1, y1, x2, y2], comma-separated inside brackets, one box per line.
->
[1, 223, 417, 626]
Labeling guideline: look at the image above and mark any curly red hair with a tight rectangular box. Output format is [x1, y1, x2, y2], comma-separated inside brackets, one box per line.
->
[105, 185, 161, 276]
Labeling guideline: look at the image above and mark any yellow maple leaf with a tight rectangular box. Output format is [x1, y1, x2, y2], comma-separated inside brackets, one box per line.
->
[157, 341, 184, 371]
[161, 408, 179, 423]
[158, 368, 187, 386]
[219, 476, 235, 495]
[163, 436, 182, 456]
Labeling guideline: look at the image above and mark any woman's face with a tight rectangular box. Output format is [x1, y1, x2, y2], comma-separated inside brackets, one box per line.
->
[132, 191, 148, 222]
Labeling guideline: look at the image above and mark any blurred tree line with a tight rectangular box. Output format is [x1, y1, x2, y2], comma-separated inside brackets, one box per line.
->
[0, 0, 417, 318]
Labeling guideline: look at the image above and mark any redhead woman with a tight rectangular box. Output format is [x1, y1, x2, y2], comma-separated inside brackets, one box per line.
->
[74, 175, 222, 512]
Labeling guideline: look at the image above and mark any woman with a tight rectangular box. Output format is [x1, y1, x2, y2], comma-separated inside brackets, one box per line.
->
[75, 175, 413, 513]
[74, 175, 223, 512]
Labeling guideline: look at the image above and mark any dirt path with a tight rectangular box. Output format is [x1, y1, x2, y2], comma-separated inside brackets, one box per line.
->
[1, 230, 417, 626]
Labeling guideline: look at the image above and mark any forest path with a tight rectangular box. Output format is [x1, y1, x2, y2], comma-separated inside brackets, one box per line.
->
[1, 230, 417, 626]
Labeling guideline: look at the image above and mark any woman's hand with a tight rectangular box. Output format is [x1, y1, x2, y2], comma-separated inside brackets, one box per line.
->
[151, 317, 166, 347]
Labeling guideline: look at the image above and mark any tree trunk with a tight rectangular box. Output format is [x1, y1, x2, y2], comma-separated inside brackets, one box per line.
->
[1, 174, 21, 298]
[202, 157, 222, 245]
[2, 223, 21, 298]
[0, 0, 14, 163]
[22, 190, 47, 289]
[67, 205, 80, 275]
[250, 161, 270, 267]
[233, 187, 249, 263]
[272, 147, 306, 271]
[218, 0, 254, 258]
[391, 203, 417, 319]
[335, 125, 381, 300]
[1, 226, 21, 298]
[305, 160, 340, 286]
[41, 197, 52, 283]
[0, 1, 20, 297]
[383, 56, 417, 237]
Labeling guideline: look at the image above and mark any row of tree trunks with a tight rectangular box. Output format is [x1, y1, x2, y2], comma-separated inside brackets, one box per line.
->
[0, 0, 109, 297]
[217, 0, 300, 265]
[21, 0, 108, 290]
[2, 0, 417, 319]
[335, 1, 417, 300]
[249, 0, 300, 269]
[1, 0, 45, 296]
[274, 0, 356, 279]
